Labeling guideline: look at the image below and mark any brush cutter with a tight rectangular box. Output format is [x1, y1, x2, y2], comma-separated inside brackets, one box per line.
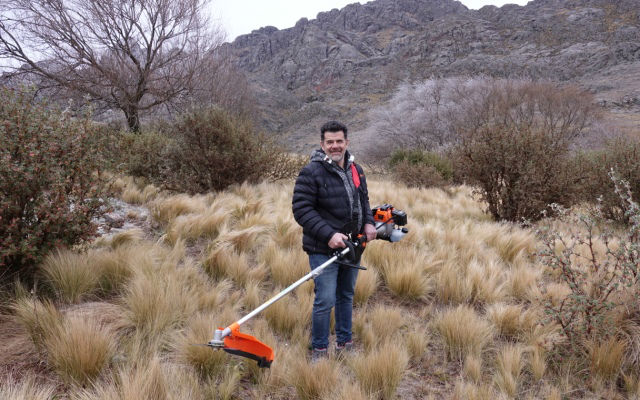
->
[206, 204, 408, 368]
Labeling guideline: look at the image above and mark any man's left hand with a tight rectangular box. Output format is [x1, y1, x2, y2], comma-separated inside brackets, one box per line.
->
[364, 223, 376, 242]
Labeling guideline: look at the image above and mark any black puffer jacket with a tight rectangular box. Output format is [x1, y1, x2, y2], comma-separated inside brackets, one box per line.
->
[292, 149, 375, 254]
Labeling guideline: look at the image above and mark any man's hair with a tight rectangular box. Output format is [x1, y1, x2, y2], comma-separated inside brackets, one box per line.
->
[320, 120, 348, 141]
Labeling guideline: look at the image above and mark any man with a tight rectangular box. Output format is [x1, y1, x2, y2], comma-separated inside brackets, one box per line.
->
[292, 120, 376, 360]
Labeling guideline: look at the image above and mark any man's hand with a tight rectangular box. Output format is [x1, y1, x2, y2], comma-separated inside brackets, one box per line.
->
[328, 232, 348, 249]
[364, 223, 377, 242]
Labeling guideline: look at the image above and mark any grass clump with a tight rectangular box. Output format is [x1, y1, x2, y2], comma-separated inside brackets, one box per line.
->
[0, 376, 56, 400]
[434, 304, 494, 360]
[350, 341, 409, 400]
[11, 297, 63, 350]
[288, 358, 339, 400]
[45, 315, 114, 385]
[493, 344, 524, 398]
[40, 249, 99, 303]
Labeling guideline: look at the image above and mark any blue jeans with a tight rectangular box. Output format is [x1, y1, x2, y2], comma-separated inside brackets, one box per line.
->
[309, 253, 359, 350]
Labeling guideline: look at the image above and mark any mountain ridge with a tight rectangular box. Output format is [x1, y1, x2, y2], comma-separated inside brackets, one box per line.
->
[222, 0, 640, 153]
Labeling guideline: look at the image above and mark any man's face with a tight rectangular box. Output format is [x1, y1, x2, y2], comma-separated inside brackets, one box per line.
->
[321, 130, 349, 166]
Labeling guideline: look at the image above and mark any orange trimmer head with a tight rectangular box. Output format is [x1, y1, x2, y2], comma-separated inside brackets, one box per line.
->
[208, 323, 274, 368]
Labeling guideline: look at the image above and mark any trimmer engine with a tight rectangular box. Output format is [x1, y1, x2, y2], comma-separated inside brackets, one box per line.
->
[372, 204, 409, 242]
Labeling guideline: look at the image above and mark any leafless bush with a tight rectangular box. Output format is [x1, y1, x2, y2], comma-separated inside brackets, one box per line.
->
[452, 80, 598, 222]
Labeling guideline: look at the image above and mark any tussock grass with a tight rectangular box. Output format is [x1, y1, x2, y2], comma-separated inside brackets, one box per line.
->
[243, 280, 263, 311]
[259, 243, 309, 287]
[436, 260, 471, 304]
[354, 268, 378, 306]
[0, 376, 56, 400]
[483, 223, 536, 263]
[507, 265, 541, 301]
[203, 244, 252, 284]
[466, 259, 507, 304]
[217, 225, 267, 253]
[150, 194, 209, 226]
[493, 344, 524, 398]
[264, 293, 311, 338]
[529, 347, 547, 381]
[166, 209, 228, 244]
[45, 315, 114, 385]
[41, 249, 99, 303]
[172, 314, 228, 377]
[7, 178, 603, 398]
[349, 341, 409, 400]
[109, 228, 145, 248]
[452, 380, 495, 400]
[434, 304, 494, 360]
[121, 186, 145, 204]
[12, 297, 63, 349]
[271, 219, 302, 249]
[587, 336, 626, 385]
[74, 357, 169, 400]
[120, 264, 198, 340]
[487, 303, 539, 339]
[385, 258, 430, 300]
[288, 357, 339, 400]
[406, 328, 429, 361]
[464, 354, 483, 383]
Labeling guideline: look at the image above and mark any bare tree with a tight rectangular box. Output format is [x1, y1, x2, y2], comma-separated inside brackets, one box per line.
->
[0, 0, 224, 131]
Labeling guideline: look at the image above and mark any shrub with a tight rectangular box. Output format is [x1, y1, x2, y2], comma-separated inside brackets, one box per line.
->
[118, 130, 172, 179]
[0, 89, 109, 281]
[452, 80, 597, 222]
[162, 108, 290, 193]
[576, 137, 640, 222]
[389, 149, 454, 180]
[537, 173, 640, 344]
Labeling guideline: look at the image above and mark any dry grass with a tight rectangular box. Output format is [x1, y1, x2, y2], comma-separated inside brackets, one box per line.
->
[452, 381, 495, 400]
[354, 267, 379, 306]
[0, 376, 56, 400]
[264, 293, 311, 339]
[45, 315, 114, 385]
[349, 341, 409, 400]
[493, 344, 524, 398]
[464, 354, 483, 383]
[150, 194, 209, 226]
[406, 328, 429, 361]
[486, 303, 534, 339]
[11, 297, 63, 349]
[172, 314, 228, 377]
[433, 304, 494, 360]
[259, 243, 309, 288]
[587, 336, 626, 385]
[40, 249, 99, 303]
[109, 228, 145, 249]
[288, 357, 340, 400]
[10, 178, 619, 398]
[165, 209, 229, 244]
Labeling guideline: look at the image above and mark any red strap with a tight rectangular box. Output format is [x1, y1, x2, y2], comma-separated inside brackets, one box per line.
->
[351, 163, 360, 188]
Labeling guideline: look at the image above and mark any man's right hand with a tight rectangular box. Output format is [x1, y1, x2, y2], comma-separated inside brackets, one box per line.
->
[328, 232, 348, 249]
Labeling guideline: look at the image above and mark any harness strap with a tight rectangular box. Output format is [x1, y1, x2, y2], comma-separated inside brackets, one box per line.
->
[351, 163, 360, 189]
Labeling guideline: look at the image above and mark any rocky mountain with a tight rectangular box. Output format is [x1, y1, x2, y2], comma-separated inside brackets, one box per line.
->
[221, 0, 640, 153]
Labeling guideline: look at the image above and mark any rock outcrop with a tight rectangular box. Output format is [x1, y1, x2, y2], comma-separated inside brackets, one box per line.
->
[221, 0, 640, 152]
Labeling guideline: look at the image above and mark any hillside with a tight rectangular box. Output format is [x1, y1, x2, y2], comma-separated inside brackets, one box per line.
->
[2, 176, 639, 399]
[221, 0, 640, 152]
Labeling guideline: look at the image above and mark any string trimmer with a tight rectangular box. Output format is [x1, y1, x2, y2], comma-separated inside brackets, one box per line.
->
[206, 204, 408, 367]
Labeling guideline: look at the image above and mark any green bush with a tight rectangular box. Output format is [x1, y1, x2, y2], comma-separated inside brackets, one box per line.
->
[161, 108, 289, 193]
[0, 89, 109, 281]
[576, 137, 640, 222]
[389, 149, 453, 188]
[119, 130, 172, 179]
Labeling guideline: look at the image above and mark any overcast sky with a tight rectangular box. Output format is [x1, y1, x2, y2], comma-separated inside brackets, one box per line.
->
[213, 0, 530, 41]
